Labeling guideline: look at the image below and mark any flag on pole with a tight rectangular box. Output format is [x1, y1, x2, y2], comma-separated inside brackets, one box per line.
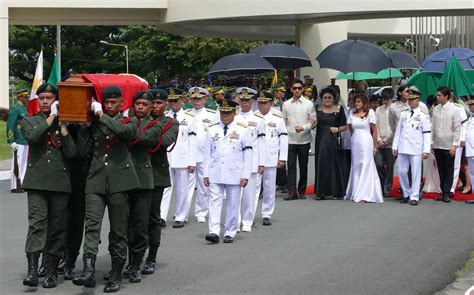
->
[27, 50, 43, 115]
[47, 54, 60, 87]
[271, 70, 278, 85]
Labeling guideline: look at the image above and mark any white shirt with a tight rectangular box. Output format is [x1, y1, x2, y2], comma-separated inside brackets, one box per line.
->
[255, 109, 289, 167]
[375, 104, 394, 147]
[166, 108, 197, 168]
[341, 106, 352, 150]
[282, 97, 316, 144]
[388, 100, 429, 134]
[203, 120, 253, 185]
[235, 111, 266, 173]
[431, 102, 461, 149]
[392, 107, 431, 155]
[465, 114, 474, 157]
[191, 107, 218, 163]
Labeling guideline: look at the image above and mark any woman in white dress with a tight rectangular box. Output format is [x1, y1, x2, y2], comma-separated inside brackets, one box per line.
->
[345, 94, 384, 203]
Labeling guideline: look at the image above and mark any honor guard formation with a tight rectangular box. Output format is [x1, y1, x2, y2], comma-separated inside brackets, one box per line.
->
[7, 75, 474, 293]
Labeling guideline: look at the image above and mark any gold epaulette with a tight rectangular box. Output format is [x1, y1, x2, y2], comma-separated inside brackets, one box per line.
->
[272, 111, 283, 118]
[206, 108, 216, 113]
[209, 122, 219, 127]
[185, 110, 195, 117]
[254, 112, 263, 118]
[237, 121, 248, 128]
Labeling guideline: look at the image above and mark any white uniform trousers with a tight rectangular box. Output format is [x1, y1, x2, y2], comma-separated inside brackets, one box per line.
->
[240, 172, 258, 227]
[450, 146, 464, 193]
[208, 183, 241, 238]
[172, 168, 191, 222]
[397, 154, 422, 201]
[10, 144, 28, 190]
[255, 167, 277, 219]
[186, 162, 209, 219]
[160, 167, 173, 221]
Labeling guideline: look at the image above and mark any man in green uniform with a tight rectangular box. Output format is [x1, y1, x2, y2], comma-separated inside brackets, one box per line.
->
[142, 89, 179, 275]
[124, 90, 162, 283]
[72, 86, 140, 293]
[206, 86, 225, 110]
[21, 83, 78, 288]
[7, 88, 29, 193]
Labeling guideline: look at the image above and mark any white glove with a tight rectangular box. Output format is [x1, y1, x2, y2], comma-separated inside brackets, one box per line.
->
[11, 142, 18, 151]
[122, 109, 129, 118]
[50, 101, 59, 116]
[91, 101, 103, 114]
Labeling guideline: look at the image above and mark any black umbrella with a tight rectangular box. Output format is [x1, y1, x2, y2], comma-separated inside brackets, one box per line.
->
[208, 53, 275, 76]
[250, 44, 312, 70]
[386, 50, 420, 69]
[316, 39, 394, 73]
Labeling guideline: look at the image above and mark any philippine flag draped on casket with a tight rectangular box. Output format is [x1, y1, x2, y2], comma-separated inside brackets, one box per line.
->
[81, 74, 149, 111]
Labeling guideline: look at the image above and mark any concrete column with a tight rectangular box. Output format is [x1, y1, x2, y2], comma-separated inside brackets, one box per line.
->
[296, 21, 348, 102]
[0, 6, 9, 108]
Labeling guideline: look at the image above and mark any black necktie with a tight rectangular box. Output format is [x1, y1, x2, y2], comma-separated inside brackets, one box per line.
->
[410, 110, 414, 118]
[173, 113, 177, 119]
[223, 125, 228, 136]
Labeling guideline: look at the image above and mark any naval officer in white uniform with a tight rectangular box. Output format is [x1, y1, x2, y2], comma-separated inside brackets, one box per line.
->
[392, 91, 431, 206]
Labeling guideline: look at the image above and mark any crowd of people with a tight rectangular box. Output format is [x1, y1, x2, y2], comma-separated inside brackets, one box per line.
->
[6, 74, 474, 293]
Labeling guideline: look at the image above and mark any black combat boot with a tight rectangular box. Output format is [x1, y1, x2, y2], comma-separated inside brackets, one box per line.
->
[23, 252, 40, 287]
[63, 250, 79, 280]
[38, 251, 49, 278]
[43, 254, 60, 288]
[72, 254, 96, 287]
[142, 245, 159, 275]
[122, 251, 133, 278]
[57, 254, 66, 274]
[128, 255, 143, 283]
[103, 257, 125, 293]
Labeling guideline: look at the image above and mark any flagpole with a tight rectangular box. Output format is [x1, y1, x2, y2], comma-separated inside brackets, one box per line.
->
[56, 25, 61, 74]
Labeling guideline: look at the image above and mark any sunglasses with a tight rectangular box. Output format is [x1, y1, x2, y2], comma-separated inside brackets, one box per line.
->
[292, 87, 303, 91]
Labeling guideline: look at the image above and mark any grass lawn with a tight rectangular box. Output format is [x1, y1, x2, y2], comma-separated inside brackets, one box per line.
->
[0, 121, 12, 160]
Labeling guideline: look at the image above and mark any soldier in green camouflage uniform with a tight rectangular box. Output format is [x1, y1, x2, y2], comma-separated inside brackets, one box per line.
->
[21, 83, 78, 288]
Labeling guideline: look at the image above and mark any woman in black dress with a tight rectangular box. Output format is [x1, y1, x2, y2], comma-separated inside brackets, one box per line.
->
[313, 87, 348, 200]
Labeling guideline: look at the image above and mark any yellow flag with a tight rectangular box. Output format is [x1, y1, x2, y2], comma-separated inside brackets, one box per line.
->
[271, 70, 278, 85]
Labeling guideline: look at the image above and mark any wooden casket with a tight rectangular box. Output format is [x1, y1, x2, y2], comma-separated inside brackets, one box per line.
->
[57, 74, 95, 122]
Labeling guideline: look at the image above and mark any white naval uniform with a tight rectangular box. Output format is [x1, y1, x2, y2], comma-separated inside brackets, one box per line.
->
[160, 108, 197, 222]
[392, 107, 431, 201]
[255, 110, 288, 219]
[464, 114, 474, 189]
[450, 104, 468, 192]
[203, 120, 252, 238]
[186, 107, 218, 221]
[235, 111, 266, 229]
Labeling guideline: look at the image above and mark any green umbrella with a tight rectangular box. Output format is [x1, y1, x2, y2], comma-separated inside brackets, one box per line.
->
[438, 56, 473, 97]
[406, 70, 442, 101]
[336, 68, 403, 80]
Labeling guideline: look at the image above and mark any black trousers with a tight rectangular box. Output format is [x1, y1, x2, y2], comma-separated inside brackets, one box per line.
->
[64, 190, 85, 256]
[276, 167, 288, 187]
[375, 148, 395, 196]
[287, 143, 310, 195]
[434, 149, 455, 194]
[342, 149, 352, 191]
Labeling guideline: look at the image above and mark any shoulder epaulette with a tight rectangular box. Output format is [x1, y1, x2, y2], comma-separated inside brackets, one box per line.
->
[254, 112, 263, 118]
[206, 108, 216, 113]
[272, 112, 283, 118]
[185, 110, 195, 117]
[209, 122, 219, 127]
[237, 121, 248, 128]
[401, 109, 410, 112]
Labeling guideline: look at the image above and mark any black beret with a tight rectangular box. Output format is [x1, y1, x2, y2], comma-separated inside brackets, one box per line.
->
[133, 90, 153, 102]
[102, 86, 122, 99]
[150, 89, 168, 101]
[36, 83, 57, 96]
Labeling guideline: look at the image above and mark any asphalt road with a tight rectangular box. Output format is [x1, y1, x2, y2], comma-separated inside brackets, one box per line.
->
[0, 179, 473, 295]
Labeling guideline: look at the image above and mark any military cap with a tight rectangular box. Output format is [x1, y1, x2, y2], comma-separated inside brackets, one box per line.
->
[271, 83, 286, 92]
[255, 91, 274, 102]
[133, 90, 153, 102]
[211, 86, 225, 96]
[218, 99, 239, 112]
[150, 89, 168, 101]
[189, 87, 209, 98]
[167, 88, 185, 100]
[303, 83, 313, 92]
[36, 83, 58, 96]
[464, 99, 474, 105]
[102, 86, 122, 99]
[15, 88, 29, 97]
[408, 86, 421, 100]
[236, 87, 257, 100]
